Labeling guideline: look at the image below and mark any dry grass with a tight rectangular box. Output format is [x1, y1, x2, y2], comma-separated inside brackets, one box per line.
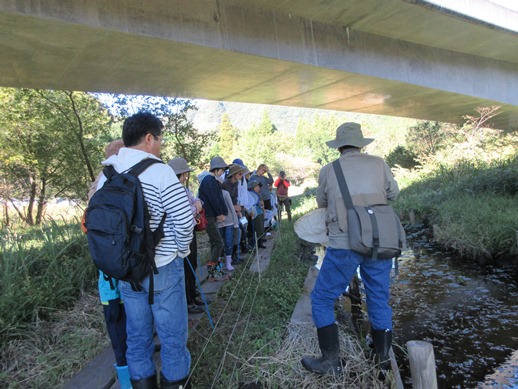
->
[0, 292, 107, 389]
[239, 323, 391, 388]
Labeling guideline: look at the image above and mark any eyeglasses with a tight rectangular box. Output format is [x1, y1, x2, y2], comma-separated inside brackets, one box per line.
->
[152, 134, 165, 145]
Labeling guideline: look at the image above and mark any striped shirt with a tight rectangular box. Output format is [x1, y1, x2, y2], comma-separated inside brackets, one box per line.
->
[98, 148, 194, 268]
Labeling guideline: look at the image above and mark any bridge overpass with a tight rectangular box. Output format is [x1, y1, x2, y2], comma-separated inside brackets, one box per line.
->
[1, 0, 518, 128]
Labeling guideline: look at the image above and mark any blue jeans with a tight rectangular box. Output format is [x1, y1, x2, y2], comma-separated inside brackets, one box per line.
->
[219, 225, 234, 256]
[311, 247, 393, 331]
[119, 258, 190, 381]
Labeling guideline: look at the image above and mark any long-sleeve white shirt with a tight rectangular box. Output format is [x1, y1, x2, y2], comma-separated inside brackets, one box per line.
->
[98, 148, 194, 267]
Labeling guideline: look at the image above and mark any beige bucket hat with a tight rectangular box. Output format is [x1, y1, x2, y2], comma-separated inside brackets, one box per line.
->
[167, 157, 194, 175]
[209, 156, 228, 171]
[325, 122, 374, 149]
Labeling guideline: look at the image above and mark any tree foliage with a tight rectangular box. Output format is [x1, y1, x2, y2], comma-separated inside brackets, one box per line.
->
[294, 114, 339, 166]
[405, 121, 454, 161]
[236, 110, 280, 169]
[0, 88, 111, 225]
[385, 145, 419, 169]
[216, 113, 238, 162]
[104, 95, 217, 170]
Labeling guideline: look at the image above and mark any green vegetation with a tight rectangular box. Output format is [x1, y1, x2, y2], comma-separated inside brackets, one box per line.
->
[0, 88, 112, 225]
[392, 107, 518, 263]
[0, 216, 96, 345]
[187, 196, 313, 387]
[1, 87, 517, 386]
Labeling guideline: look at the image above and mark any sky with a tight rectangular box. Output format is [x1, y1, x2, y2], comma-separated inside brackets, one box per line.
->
[423, 0, 518, 33]
[489, 0, 518, 12]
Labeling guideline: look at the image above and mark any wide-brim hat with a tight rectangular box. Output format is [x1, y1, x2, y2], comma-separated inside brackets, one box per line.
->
[242, 166, 251, 176]
[227, 163, 244, 177]
[325, 122, 374, 149]
[232, 158, 245, 167]
[209, 156, 228, 171]
[294, 208, 329, 246]
[167, 157, 194, 175]
[248, 180, 262, 190]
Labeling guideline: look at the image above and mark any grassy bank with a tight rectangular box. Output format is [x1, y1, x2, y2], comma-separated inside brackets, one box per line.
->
[187, 196, 314, 387]
[0, 217, 103, 388]
[0, 196, 319, 388]
[394, 153, 518, 263]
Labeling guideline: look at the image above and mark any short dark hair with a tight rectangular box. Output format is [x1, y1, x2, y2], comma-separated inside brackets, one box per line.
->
[122, 112, 163, 147]
[338, 145, 360, 154]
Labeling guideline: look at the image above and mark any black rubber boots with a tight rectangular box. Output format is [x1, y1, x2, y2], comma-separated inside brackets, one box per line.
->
[131, 373, 191, 389]
[372, 329, 392, 380]
[301, 323, 342, 375]
[131, 374, 158, 389]
[160, 373, 191, 389]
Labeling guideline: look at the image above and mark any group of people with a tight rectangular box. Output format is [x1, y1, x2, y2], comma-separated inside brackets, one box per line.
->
[87, 112, 294, 388]
[197, 157, 291, 280]
[87, 111, 400, 387]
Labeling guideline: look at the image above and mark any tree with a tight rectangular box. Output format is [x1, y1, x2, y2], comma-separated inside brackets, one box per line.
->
[385, 145, 419, 169]
[405, 121, 451, 161]
[105, 95, 217, 171]
[0, 88, 112, 225]
[217, 113, 238, 161]
[236, 110, 279, 168]
[294, 114, 340, 165]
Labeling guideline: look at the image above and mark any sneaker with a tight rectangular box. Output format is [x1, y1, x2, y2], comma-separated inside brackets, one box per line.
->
[188, 304, 204, 314]
[207, 261, 219, 278]
[208, 270, 230, 282]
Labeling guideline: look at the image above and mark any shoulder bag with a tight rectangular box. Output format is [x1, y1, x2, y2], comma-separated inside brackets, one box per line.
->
[332, 160, 406, 259]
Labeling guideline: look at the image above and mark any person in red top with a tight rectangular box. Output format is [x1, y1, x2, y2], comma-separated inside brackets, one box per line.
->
[274, 170, 292, 221]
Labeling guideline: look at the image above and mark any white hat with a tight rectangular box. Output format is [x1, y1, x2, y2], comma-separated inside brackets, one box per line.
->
[294, 208, 329, 246]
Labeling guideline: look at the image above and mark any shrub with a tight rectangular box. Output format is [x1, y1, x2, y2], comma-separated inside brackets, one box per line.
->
[385, 145, 419, 169]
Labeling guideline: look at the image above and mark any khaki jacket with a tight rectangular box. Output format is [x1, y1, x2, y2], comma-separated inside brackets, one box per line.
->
[316, 149, 399, 249]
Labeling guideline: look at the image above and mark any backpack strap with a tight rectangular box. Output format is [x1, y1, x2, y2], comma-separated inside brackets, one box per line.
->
[128, 158, 164, 177]
[102, 165, 117, 180]
[129, 158, 165, 305]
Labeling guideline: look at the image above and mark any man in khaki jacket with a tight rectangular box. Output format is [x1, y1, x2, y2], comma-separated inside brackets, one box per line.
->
[302, 122, 399, 380]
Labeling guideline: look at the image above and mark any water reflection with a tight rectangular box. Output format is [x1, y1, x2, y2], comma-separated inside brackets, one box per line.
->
[391, 243, 518, 388]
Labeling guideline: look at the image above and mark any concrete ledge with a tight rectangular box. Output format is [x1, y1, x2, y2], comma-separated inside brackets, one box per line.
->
[62, 346, 115, 389]
[290, 266, 318, 326]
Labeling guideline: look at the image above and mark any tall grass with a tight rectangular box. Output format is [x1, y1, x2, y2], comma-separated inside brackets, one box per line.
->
[0, 217, 97, 347]
[394, 153, 518, 262]
[187, 205, 312, 387]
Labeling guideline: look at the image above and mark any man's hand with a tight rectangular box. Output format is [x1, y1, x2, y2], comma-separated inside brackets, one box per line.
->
[217, 214, 226, 222]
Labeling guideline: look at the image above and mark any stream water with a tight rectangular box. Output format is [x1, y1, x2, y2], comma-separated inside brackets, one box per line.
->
[391, 241, 518, 388]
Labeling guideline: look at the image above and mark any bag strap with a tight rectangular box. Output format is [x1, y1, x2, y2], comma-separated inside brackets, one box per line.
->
[128, 157, 164, 176]
[332, 159, 354, 210]
[130, 158, 165, 305]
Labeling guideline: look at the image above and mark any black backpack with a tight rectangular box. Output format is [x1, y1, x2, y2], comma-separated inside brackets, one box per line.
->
[85, 158, 166, 304]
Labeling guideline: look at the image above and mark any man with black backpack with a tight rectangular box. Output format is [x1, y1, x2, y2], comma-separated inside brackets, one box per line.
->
[89, 112, 194, 389]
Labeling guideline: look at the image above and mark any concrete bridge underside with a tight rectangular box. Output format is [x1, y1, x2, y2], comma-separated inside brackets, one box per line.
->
[1, 0, 518, 128]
